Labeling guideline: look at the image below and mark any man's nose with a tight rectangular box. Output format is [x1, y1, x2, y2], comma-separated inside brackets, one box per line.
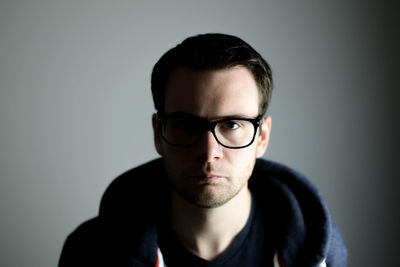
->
[195, 130, 224, 162]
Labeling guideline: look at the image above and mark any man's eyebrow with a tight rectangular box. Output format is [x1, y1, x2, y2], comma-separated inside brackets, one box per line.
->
[165, 112, 199, 119]
[165, 112, 257, 120]
[213, 115, 256, 120]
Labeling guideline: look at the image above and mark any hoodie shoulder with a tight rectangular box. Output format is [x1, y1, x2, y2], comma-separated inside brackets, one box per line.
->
[99, 158, 167, 217]
[250, 158, 347, 266]
[59, 159, 166, 267]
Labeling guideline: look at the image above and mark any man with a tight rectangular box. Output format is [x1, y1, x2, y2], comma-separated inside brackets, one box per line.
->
[59, 33, 347, 266]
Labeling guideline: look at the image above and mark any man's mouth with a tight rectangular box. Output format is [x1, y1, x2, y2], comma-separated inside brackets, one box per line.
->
[189, 174, 223, 183]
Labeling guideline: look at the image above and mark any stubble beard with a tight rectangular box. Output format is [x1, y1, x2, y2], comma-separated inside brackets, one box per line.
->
[164, 157, 256, 209]
[171, 179, 246, 209]
[167, 164, 251, 209]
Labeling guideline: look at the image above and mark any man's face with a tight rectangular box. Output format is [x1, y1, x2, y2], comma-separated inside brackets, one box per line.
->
[153, 66, 271, 208]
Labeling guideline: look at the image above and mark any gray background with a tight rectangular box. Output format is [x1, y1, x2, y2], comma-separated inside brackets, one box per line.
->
[0, 0, 398, 266]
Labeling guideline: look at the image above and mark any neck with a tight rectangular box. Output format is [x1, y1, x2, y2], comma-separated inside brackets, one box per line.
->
[170, 185, 252, 260]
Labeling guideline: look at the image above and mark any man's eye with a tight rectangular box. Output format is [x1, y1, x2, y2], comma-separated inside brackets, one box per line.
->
[170, 119, 200, 131]
[220, 121, 240, 130]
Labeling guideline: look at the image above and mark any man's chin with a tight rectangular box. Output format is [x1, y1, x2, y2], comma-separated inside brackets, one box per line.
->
[186, 197, 230, 209]
[175, 187, 237, 209]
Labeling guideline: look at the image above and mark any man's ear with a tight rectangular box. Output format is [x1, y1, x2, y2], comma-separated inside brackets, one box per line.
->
[152, 113, 164, 156]
[256, 116, 272, 158]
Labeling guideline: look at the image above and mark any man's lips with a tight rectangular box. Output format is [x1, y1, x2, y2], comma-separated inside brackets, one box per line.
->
[188, 174, 224, 182]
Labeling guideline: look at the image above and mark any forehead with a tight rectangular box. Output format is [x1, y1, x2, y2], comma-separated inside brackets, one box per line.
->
[164, 66, 260, 119]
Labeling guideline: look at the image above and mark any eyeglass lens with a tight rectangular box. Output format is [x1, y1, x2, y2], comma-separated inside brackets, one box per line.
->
[162, 117, 257, 148]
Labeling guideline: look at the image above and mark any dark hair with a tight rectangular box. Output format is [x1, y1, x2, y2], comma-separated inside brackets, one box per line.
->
[151, 33, 273, 116]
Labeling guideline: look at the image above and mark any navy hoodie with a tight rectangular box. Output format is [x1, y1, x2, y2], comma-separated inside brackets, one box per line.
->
[59, 158, 347, 266]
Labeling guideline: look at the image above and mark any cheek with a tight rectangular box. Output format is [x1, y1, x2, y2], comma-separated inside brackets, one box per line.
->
[161, 146, 193, 173]
[225, 147, 257, 173]
[162, 145, 189, 159]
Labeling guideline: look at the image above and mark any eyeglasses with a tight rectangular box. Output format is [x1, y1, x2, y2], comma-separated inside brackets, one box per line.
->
[157, 113, 263, 149]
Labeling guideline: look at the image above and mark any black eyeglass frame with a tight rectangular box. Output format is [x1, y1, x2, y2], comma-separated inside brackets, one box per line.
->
[157, 112, 264, 149]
